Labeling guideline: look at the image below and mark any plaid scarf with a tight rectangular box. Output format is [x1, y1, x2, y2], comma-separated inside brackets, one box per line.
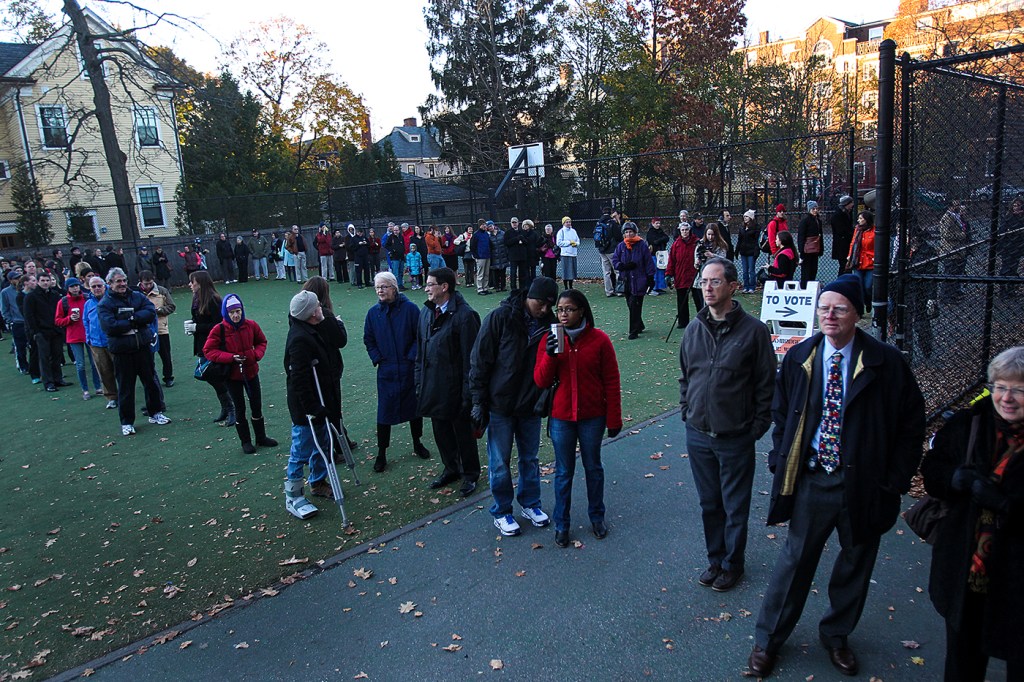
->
[968, 420, 1024, 593]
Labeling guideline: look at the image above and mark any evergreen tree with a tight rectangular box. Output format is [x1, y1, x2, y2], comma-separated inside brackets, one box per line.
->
[11, 166, 52, 247]
[421, 0, 567, 172]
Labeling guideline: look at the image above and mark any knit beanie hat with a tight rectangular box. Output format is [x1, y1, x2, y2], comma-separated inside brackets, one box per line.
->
[806, 200, 818, 210]
[743, 209, 756, 220]
[289, 290, 319, 320]
[820, 274, 865, 317]
[561, 216, 572, 225]
[527, 276, 558, 305]
[64, 277, 81, 288]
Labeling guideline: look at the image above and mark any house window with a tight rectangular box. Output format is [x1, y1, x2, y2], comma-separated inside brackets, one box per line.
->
[66, 210, 98, 240]
[428, 164, 436, 178]
[0, 160, 9, 180]
[409, 134, 421, 142]
[854, 161, 867, 182]
[38, 106, 68, 148]
[813, 82, 832, 101]
[134, 107, 160, 147]
[746, 50, 757, 66]
[136, 186, 165, 228]
[868, 27, 884, 41]
[79, 40, 108, 79]
[316, 159, 329, 170]
[407, 164, 416, 175]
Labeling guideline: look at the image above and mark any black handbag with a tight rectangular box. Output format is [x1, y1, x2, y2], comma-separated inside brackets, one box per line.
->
[193, 325, 231, 383]
[904, 415, 979, 544]
[533, 379, 559, 417]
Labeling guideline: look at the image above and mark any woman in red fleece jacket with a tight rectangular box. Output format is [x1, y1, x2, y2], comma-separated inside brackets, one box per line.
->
[204, 293, 278, 454]
[54, 276, 101, 400]
[534, 289, 622, 548]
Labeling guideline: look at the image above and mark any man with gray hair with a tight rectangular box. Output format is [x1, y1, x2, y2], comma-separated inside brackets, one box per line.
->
[97, 267, 169, 435]
[679, 257, 775, 592]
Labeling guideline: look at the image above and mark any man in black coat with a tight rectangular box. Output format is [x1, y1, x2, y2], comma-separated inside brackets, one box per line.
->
[747, 274, 925, 679]
[282, 290, 336, 519]
[416, 267, 482, 496]
[22, 269, 66, 391]
[504, 217, 529, 291]
[469, 277, 558, 536]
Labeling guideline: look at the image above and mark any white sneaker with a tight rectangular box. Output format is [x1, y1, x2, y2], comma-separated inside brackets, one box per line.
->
[148, 412, 170, 425]
[520, 507, 550, 528]
[106, 400, 117, 409]
[121, 424, 136, 436]
[494, 514, 522, 536]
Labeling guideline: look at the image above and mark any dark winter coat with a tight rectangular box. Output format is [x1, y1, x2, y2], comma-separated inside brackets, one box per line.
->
[830, 208, 854, 261]
[797, 213, 823, 257]
[349, 233, 369, 259]
[767, 247, 798, 284]
[611, 239, 655, 295]
[104, 251, 126, 272]
[736, 221, 761, 258]
[364, 293, 420, 425]
[469, 291, 554, 417]
[646, 226, 669, 253]
[766, 329, 926, 545]
[331, 234, 349, 260]
[191, 297, 223, 357]
[23, 286, 62, 338]
[233, 241, 250, 262]
[96, 288, 156, 355]
[489, 230, 508, 269]
[524, 228, 543, 266]
[284, 316, 338, 426]
[470, 231, 492, 260]
[415, 291, 481, 420]
[505, 227, 529, 263]
[922, 399, 1024, 659]
[153, 251, 171, 281]
[216, 239, 234, 261]
[135, 252, 154, 275]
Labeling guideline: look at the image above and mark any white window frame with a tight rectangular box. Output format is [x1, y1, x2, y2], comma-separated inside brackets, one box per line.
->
[136, 185, 166, 229]
[406, 164, 416, 175]
[316, 158, 329, 170]
[428, 163, 436, 178]
[77, 40, 109, 79]
[134, 107, 161, 147]
[409, 134, 421, 142]
[0, 160, 9, 180]
[36, 104, 69, 149]
[868, 27, 884, 41]
[66, 209, 99, 240]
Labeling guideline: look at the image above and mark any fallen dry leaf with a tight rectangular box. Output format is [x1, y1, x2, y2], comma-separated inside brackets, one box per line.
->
[81, 669, 95, 677]
[278, 556, 308, 567]
[388, 577, 397, 585]
[901, 640, 920, 649]
[514, 570, 526, 577]
[152, 630, 179, 645]
[11, 671, 32, 679]
[261, 588, 279, 597]
[186, 558, 197, 568]
[452, 633, 463, 640]
[353, 567, 373, 580]
[441, 644, 462, 652]
[911, 656, 925, 665]
[179, 640, 192, 649]
[644, 473, 655, 478]
[399, 601, 416, 614]
[353, 673, 368, 680]
[531, 543, 543, 550]
[47, 528, 61, 535]
[234, 641, 249, 649]
[489, 659, 504, 670]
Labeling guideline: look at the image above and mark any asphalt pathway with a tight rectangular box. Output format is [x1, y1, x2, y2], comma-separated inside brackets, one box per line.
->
[56, 409, 982, 681]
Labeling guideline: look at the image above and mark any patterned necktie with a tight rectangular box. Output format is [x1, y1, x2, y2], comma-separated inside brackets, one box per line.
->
[817, 352, 843, 474]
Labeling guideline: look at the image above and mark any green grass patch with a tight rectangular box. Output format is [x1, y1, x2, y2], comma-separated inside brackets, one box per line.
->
[0, 278, 763, 676]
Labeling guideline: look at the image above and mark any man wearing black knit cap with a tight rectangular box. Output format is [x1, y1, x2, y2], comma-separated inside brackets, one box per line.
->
[748, 273, 925, 678]
[469, 276, 558, 536]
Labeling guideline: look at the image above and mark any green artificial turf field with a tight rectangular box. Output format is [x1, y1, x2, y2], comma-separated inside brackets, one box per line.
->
[0, 276, 762, 677]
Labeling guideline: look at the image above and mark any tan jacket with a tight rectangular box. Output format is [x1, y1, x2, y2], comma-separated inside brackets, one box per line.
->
[145, 285, 176, 335]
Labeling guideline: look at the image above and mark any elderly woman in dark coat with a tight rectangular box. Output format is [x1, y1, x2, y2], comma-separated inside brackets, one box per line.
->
[612, 222, 655, 340]
[363, 270, 430, 473]
[922, 345, 1024, 682]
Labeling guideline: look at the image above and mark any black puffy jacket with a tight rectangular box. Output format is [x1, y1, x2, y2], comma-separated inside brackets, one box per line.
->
[469, 291, 554, 417]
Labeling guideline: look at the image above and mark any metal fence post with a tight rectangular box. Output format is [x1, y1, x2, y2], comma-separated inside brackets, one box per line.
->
[873, 39, 897, 341]
[894, 53, 913, 351]
[982, 85, 1007, 367]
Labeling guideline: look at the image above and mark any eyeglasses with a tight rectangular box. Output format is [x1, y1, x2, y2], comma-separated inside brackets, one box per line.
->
[555, 306, 579, 315]
[698, 278, 725, 288]
[112, 278, 128, 284]
[816, 305, 852, 317]
[424, 282, 441, 288]
[988, 383, 1024, 400]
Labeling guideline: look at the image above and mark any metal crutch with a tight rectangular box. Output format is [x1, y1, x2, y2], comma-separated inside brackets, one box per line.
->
[309, 361, 360, 484]
[303, 360, 357, 528]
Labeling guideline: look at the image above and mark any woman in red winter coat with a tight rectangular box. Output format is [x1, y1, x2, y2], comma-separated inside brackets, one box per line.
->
[535, 289, 622, 549]
[54, 276, 102, 400]
[203, 293, 278, 454]
[665, 222, 700, 329]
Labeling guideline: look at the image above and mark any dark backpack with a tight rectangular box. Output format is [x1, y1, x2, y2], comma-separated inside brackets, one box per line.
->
[759, 224, 773, 254]
[594, 221, 610, 251]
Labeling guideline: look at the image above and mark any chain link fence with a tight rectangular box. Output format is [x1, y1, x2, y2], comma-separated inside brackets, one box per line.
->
[886, 43, 1024, 419]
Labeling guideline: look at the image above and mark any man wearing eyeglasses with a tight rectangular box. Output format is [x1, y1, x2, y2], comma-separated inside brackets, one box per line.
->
[416, 267, 481, 496]
[748, 273, 925, 679]
[679, 257, 776, 593]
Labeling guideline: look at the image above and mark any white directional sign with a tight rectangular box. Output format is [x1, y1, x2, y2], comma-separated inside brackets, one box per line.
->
[760, 281, 820, 357]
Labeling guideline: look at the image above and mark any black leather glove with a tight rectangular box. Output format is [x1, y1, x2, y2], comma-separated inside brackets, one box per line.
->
[971, 478, 1010, 513]
[470, 404, 489, 431]
[607, 427, 621, 438]
[646, 276, 654, 290]
[546, 331, 559, 357]
[951, 466, 982, 492]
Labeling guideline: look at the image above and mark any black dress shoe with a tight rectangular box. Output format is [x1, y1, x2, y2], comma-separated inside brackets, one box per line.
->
[697, 565, 721, 587]
[592, 521, 608, 539]
[56, 380, 72, 387]
[429, 472, 460, 489]
[45, 384, 57, 392]
[373, 454, 387, 473]
[822, 640, 858, 676]
[413, 442, 431, 459]
[554, 530, 570, 547]
[712, 568, 744, 592]
[747, 646, 777, 678]
[459, 480, 477, 497]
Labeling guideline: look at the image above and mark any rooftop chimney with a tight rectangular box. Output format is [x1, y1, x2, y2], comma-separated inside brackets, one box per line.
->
[759, 31, 769, 45]
[403, 117, 417, 127]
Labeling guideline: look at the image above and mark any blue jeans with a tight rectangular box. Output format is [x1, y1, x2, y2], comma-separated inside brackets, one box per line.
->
[685, 424, 756, 571]
[391, 258, 405, 285]
[854, 269, 872, 309]
[487, 413, 542, 517]
[550, 416, 606, 531]
[741, 255, 757, 290]
[427, 254, 445, 270]
[287, 423, 329, 485]
[70, 342, 101, 392]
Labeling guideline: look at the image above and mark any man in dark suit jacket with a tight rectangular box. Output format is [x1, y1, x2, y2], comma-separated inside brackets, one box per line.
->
[747, 274, 925, 678]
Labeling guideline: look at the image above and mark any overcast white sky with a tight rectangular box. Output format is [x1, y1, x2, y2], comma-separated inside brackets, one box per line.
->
[18, 0, 899, 139]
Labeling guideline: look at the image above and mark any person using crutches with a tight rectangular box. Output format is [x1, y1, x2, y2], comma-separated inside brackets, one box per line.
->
[281, 290, 336, 520]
